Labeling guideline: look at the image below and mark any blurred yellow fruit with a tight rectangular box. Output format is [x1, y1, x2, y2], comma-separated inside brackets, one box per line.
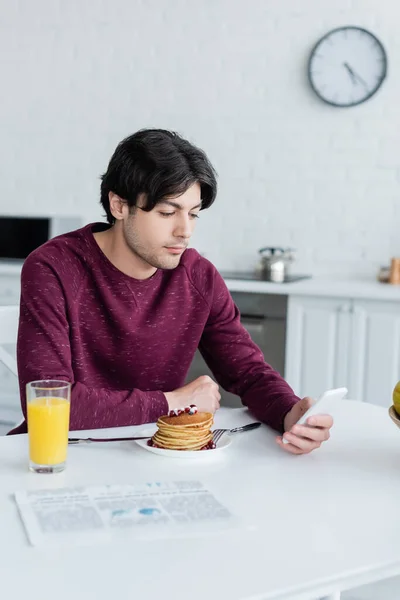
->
[393, 381, 400, 417]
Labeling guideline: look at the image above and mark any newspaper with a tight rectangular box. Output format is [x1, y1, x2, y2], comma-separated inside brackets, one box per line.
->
[15, 480, 237, 547]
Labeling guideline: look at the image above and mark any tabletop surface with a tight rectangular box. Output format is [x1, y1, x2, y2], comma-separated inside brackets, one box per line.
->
[1, 401, 400, 600]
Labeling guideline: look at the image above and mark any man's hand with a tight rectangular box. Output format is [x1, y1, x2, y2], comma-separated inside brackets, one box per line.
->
[164, 376, 221, 414]
[276, 396, 334, 455]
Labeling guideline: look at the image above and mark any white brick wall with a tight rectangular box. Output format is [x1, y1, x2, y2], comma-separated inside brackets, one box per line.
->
[0, 0, 399, 276]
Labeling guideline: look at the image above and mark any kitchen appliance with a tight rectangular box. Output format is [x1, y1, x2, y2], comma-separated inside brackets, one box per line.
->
[220, 271, 311, 284]
[0, 216, 82, 261]
[185, 292, 288, 408]
[258, 247, 295, 282]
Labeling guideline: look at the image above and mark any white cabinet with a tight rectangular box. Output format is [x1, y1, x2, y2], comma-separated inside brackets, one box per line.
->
[285, 295, 400, 407]
[285, 296, 352, 399]
[0, 274, 20, 305]
[350, 300, 400, 407]
[0, 344, 21, 432]
[0, 274, 21, 431]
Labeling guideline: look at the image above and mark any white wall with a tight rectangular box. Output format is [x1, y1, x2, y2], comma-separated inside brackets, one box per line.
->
[0, 0, 399, 276]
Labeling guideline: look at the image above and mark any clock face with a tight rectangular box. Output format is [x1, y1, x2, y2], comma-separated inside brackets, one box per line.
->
[308, 26, 387, 107]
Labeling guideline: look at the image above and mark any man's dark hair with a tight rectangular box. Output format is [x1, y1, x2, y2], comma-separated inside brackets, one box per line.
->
[100, 129, 217, 224]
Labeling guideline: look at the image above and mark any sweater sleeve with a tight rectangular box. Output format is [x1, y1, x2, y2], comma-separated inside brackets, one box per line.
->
[16, 257, 168, 432]
[197, 267, 300, 432]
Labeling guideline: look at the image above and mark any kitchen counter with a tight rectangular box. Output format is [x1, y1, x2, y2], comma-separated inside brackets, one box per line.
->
[0, 261, 23, 275]
[1, 260, 400, 303]
[223, 274, 400, 302]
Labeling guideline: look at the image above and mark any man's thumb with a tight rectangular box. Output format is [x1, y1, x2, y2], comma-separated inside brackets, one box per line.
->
[299, 396, 314, 414]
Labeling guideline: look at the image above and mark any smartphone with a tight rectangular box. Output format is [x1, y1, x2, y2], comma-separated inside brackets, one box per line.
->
[282, 387, 348, 444]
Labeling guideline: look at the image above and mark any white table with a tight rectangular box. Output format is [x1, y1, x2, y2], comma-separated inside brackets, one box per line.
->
[1, 401, 400, 600]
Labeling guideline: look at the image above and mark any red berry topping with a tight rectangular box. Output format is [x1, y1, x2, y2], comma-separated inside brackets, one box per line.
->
[184, 407, 191, 413]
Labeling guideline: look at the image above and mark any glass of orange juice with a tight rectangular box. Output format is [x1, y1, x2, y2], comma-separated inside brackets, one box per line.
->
[26, 380, 71, 473]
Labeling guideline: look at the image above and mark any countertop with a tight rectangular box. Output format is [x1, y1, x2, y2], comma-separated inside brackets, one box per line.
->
[224, 273, 400, 302]
[1, 260, 400, 302]
[0, 261, 23, 275]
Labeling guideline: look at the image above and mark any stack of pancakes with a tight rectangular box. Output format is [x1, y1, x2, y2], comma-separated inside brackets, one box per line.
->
[150, 411, 214, 451]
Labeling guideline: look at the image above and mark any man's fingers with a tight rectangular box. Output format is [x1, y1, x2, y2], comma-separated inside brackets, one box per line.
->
[300, 396, 314, 410]
[197, 375, 213, 384]
[276, 436, 304, 455]
[306, 414, 334, 429]
[291, 424, 330, 442]
[282, 432, 320, 453]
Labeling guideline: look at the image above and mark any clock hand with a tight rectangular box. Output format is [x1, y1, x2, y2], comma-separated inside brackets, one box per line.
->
[343, 62, 369, 89]
[343, 62, 357, 84]
[353, 71, 369, 89]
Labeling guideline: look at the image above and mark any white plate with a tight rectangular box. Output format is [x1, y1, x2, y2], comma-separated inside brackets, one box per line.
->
[135, 431, 232, 459]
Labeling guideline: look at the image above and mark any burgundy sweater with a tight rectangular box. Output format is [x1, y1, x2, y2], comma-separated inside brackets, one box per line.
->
[11, 223, 300, 434]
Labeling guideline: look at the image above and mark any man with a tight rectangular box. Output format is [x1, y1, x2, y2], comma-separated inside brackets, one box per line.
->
[13, 129, 333, 454]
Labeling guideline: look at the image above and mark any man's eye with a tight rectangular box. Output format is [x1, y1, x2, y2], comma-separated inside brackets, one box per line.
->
[190, 214, 200, 219]
[159, 212, 175, 217]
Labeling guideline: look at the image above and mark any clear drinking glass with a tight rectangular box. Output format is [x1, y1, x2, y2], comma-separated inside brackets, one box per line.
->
[26, 380, 71, 473]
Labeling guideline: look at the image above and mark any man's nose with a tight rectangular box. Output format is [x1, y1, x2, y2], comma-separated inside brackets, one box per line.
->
[174, 215, 192, 239]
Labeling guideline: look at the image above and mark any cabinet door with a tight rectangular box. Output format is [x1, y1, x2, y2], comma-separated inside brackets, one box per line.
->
[0, 343, 22, 431]
[350, 299, 400, 407]
[285, 295, 352, 399]
[0, 275, 21, 305]
[186, 293, 287, 409]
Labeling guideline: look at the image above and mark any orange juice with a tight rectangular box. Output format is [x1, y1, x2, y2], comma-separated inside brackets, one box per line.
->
[27, 397, 70, 465]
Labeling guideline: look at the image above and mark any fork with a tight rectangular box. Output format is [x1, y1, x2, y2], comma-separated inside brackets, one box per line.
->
[212, 421, 261, 444]
[68, 422, 262, 445]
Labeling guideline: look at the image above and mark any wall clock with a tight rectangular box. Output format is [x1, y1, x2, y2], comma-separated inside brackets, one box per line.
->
[308, 26, 387, 107]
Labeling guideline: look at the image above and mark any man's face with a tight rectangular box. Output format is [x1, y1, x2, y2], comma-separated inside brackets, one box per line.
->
[121, 182, 201, 270]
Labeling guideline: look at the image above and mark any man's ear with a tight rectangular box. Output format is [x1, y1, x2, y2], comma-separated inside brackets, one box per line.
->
[109, 193, 126, 221]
